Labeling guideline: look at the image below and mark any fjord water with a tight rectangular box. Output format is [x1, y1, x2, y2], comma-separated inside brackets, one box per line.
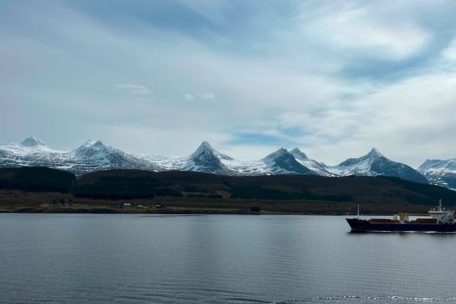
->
[1, 215, 455, 304]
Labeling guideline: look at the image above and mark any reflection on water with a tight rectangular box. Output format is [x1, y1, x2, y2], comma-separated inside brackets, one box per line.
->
[0, 214, 455, 304]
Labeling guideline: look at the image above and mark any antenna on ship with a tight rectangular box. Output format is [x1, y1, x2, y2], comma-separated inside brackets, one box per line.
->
[357, 204, 360, 218]
[439, 199, 442, 211]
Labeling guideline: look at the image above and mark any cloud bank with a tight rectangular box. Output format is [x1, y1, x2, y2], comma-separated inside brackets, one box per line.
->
[1, 0, 456, 166]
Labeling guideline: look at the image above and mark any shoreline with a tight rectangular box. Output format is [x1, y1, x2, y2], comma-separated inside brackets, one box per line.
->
[0, 207, 351, 215]
[0, 202, 423, 216]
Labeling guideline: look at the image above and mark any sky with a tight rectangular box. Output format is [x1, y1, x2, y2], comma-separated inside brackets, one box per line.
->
[1, 0, 456, 167]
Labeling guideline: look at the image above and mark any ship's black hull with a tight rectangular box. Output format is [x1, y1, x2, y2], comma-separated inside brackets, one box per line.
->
[346, 218, 456, 232]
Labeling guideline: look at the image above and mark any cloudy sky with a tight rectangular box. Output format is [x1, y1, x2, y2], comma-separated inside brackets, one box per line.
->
[1, 0, 456, 167]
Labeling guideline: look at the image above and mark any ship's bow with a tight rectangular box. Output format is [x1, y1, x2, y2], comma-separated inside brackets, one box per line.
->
[346, 218, 367, 231]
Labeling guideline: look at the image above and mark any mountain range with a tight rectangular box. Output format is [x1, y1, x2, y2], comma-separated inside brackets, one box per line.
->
[418, 159, 456, 190]
[1, 136, 453, 190]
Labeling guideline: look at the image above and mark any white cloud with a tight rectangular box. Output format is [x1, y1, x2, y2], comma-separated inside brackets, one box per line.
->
[99, 124, 232, 156]
[184, 92, 215, 101]
[117, 84, 153, 95]
[306, 6, 430, 61]
[184, 93, 196, 101]
[282, 71, 456, 167]
[179, 0, 231, 26]
[442, 38, 456, 63]
[1, 0, 456, 167]
[198, 92, 214, 100]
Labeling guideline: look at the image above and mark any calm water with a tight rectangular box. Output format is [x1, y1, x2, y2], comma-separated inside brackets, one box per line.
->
[1, 214, 456, 304]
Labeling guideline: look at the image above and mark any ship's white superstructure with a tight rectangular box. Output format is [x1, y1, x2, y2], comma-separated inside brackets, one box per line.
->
[428, 200, 455, 224]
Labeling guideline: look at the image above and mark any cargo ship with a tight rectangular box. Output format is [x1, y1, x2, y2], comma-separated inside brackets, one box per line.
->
[346, 200, 456, 232]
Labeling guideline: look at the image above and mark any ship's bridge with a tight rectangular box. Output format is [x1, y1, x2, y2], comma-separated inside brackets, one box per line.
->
[428, 200, 455, 224]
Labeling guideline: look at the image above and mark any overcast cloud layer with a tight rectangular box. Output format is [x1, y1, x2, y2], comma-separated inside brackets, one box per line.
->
[1, 0, 456, 167]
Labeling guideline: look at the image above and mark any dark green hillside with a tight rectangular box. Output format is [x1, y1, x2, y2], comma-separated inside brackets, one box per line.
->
[2, 167, 456, 214]
[72, 169, 456, 205]
[224, 175, 456, 205]
[0, 167, 75, 192]
[73, 169, 184, 199]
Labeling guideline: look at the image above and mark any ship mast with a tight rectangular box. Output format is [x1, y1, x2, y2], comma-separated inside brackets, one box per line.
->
[357, 204, 360, 218]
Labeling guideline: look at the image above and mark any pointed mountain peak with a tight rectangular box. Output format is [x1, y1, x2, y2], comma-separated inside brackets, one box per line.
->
[191, 141, 233, 161]
[290, 148, 308, 160]
[367, 147, 384, 158]
[264, 148, 290, 160]
[199, 140, 213, 150]
[72, 139, 114, 160]
[73, 140, 109, 157]
[82, 139, 96, 146]
[193, 141, 215, 155]
[272, 147, 289, 154]
[263, 148, 314, 174]
[337, 148, 385, 167]
[92, 140, 106, 148]
[185, 141, 232, 173]
[81, 139, 106, 148]
[20, 136, 46, 147]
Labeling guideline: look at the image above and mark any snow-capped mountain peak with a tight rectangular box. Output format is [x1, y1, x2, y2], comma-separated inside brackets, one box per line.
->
[367, 147, 383, 158]
[290, 148, 335, 176]
[20, 136, 46, 148]
[338, 148, 384, 168]
[185, 141, 232, 174]
[192, 141, 215, 156]
[263, 148, 289, 160]
[80, 139, 106, 149]
[72, 139, 110, 159]
[8, 136, 54, 154]
[82, 139, 95, 146]
[420, 159, 456, 171]
[419, 158, 456, 190]
[330, 148, 428, 184]
[263, 148, 314, 175]
[90, 140, 107, 149]
[0, 137, 438, 186]
[290, 148, 309, 161]
[191, 141, 233, 161]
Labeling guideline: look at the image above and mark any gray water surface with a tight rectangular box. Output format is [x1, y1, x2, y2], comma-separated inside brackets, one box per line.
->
[0, 214, 455, 304]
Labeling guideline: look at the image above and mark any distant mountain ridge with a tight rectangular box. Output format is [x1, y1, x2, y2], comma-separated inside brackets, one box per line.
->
[328, 148, 428, 184]
[263, 148, 315, 175]
[419, 159, 456, 190]
[0, 138, 158, 176]
[20, 136, 47, 148]
[290, 148, 334, 176]
[0, 136, 437, 188]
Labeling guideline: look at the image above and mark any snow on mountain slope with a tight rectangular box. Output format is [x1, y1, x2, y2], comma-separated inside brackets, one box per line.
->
[65, 140, 158, 175]
[19, 136, 49, 149]
[221, 159, 270, 175]
[145, 155, 187, 171]
[183, 141, 233, 175]
[0, 137, 158, 176]
[0, 138, 445, 187]
[262, 148, 315, 175]
[419, 159, 456, 190]
[146, 143, 313, 176]
[329, 148, 428, 184]
[0, 136, 55, 156]
[0, 137, 68, 168]
[290, 148, 334, 176]
[146, 141, 236, 174]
